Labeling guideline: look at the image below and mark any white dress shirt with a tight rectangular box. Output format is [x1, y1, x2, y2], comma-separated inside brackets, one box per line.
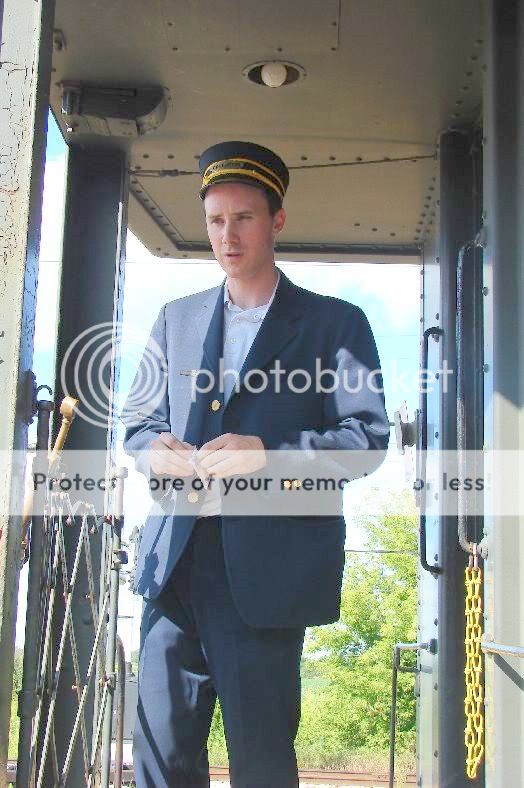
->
[196, 269, 280, 518]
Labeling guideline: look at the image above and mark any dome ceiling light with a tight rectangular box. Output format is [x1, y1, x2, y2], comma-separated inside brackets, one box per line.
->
[243, 60, 306, 88]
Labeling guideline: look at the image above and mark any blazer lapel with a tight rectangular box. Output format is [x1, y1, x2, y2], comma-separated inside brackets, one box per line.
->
[182, 283, 225, 445]
[197, 281, 225, 386]
[233, 269, 304, 399]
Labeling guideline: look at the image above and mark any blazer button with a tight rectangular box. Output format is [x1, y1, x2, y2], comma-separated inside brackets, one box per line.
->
[187, 491, 199, 503]
[211, 399, 221, 412]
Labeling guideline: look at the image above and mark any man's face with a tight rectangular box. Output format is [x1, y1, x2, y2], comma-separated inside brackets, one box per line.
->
[204, 181, 286, 281]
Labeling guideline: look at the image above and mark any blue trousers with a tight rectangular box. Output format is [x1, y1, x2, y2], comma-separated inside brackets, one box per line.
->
[133, 515, 306, 787]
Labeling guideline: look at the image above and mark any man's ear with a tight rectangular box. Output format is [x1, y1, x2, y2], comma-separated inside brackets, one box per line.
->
[273, 207, 286, 235]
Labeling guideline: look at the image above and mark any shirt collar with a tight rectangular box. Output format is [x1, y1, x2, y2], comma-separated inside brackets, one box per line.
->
[224, 269, 280, 313]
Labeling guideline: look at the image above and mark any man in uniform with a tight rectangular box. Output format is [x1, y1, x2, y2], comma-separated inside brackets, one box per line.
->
[123, 140, 390, 787]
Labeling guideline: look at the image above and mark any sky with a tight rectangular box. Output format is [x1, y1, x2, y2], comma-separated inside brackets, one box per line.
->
[17, 112, 421, 650]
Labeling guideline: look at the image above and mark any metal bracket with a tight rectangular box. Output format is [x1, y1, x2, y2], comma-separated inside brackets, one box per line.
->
[53, 29, 67, 52]
[389, 640, 437, 788]
[19, 370, 38, 425]
[127, 525, 143, 592]
[481, 639, 524, 659]
[394, 401, 419, 482]
[112, 549, 128, 570]
[394, 402, 419, 453]
[60, 82, 169, 138]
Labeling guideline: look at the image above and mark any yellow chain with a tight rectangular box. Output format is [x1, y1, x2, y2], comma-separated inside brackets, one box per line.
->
[464, 555, 484, 779]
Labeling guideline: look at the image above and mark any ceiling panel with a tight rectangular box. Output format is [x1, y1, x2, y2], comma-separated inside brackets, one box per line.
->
[159, 0, 341, 54]
[51, 0, 484, 261]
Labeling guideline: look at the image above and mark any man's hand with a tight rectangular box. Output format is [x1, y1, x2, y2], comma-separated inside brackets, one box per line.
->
[149, 433, 195, 477]
[196, 434, 266, 478]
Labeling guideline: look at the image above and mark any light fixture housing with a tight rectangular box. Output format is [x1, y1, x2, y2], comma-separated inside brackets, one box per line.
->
[243, 60, 306, 87]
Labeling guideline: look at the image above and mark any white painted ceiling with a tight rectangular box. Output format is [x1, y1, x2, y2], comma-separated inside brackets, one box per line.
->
[50, 0, 484, 262]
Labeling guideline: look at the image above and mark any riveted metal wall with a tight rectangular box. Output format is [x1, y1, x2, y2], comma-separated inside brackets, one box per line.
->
[417, 129, 484, 787]
[437, 130, 482, 788]
[416, 208, 441, 787]
[0, 0, 55, 778]
[482, 1, 524, 785]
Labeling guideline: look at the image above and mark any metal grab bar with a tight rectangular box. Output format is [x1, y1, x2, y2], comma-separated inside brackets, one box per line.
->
[100, 467, 128, 788]
[419, 327, 443, 575]
[456, 242, 475, 555]
[481, 640, 524, 659]
[389, 640, 437, 788]
[113, 635, 126, 788]
[456, 238, 487, 559]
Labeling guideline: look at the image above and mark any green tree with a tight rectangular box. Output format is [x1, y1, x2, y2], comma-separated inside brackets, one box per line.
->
[296, 488, 418, 767]
[8, 649, 24, 759]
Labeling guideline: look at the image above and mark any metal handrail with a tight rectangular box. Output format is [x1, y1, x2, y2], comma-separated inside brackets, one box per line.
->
[456, 242, 475, 555]
[456, 239, 487, 559]
[389, 640, 437, 788]
[100, 467, 128, 788]
[481, 640, 524, 659]
[419, 327, 443, 576]
[113, 636, 126, 788]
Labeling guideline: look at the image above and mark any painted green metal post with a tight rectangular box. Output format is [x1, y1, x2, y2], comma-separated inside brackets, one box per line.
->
[0, 0, 55, 780]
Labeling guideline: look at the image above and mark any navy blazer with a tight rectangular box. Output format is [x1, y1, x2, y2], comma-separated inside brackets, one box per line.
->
[122, 268, 389, 627]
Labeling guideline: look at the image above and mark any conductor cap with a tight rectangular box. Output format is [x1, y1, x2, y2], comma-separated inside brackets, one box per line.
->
[199, 140, 289, 203]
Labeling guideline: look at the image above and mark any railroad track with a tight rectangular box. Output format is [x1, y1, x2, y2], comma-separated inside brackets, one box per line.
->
[209, 765, 416, 785]
[7, 761, 416, 785]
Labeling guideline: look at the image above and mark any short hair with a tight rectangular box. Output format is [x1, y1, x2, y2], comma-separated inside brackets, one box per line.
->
[236, 183, 283, 216]
[264, 188, 283, 217]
